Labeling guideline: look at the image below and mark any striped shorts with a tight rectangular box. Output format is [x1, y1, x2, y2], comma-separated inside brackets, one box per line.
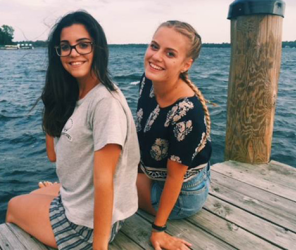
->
[49, 195, 124, 250]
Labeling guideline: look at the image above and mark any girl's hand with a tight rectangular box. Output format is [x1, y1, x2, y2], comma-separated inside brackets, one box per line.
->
[150, 231, 192, 250]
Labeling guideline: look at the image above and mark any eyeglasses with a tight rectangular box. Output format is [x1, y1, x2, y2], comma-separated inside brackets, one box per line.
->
[55, 41, 94, 57]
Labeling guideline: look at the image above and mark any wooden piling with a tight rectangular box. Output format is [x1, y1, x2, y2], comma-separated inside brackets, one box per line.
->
[225, 0, 286, 163]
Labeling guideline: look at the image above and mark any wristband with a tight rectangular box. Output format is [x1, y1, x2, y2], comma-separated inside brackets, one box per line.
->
[152, 222, 167, 232]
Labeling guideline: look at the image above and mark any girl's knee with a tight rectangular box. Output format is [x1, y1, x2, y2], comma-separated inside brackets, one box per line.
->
[6, 194, 28, 223]
[6, 196, 20, 223]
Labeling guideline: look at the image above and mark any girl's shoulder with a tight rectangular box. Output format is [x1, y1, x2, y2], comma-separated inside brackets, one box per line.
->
[82, 83, 121, 113]
[90, 83, 124, 103]
[91, 83, 131, 119]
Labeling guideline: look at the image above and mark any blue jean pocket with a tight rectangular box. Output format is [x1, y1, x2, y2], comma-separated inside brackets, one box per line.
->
[169, 177, 209, 219]
[151, 166, 210, 220]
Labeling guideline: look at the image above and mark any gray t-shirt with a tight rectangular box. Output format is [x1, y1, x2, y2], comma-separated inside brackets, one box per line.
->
[55, 84, 140, 228]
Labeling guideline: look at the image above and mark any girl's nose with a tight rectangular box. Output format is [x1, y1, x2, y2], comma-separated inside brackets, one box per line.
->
[70, 47, 80, 57]
[151, 50, 162, 61]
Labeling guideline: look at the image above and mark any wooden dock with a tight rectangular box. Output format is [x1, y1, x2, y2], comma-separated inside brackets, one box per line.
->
[1, 160, 295, 250]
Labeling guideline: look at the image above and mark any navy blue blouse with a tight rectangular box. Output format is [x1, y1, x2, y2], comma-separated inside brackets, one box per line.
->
[136, 75, 212, 181]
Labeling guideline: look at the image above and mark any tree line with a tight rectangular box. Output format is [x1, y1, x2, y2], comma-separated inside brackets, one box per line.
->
[202, 42, 296, 48]
[1, 24, 296, 48]
[0, 25, 14, 45]
[10, 41, 296, 49]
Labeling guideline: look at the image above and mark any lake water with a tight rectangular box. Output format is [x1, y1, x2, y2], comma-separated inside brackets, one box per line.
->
[0, 46, 295, 222]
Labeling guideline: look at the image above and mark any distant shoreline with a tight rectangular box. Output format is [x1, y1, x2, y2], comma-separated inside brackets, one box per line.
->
[2, 41, 296, 48]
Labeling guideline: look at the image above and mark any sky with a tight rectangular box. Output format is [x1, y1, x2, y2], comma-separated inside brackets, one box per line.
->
[0, 0, 295, 44]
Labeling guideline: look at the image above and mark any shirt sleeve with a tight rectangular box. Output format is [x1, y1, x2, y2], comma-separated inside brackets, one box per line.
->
[167, 99, 207, 167]
[90, 97, 127, 152]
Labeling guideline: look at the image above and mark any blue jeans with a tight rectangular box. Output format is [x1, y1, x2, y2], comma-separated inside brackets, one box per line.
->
[151, 163, 210, 219]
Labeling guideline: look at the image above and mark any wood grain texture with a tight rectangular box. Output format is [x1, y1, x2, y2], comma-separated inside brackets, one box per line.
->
[119, 213, 154, 250]
[212, 161, 296, 202]
[210, 171, 296, 231]
[211, 162, 296, 230]
[109, 231, 143, 250]
[187, 205, 281, 250]
[137, 210, 236, 250]
[204, 196, 296, 249]
[225, 15, 283, 163]
[0, 223, 55, 250]
[6, 224, 55, 250]
[0, 224, 25, 250]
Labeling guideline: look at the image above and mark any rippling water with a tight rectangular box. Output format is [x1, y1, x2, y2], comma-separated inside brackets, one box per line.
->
[0, 46, 295, 222]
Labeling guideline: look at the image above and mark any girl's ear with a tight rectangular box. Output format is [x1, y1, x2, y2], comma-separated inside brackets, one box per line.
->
[182, 58, 193, 73]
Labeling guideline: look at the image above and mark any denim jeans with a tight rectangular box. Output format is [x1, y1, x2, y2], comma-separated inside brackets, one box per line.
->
[151, 163, 210, 219]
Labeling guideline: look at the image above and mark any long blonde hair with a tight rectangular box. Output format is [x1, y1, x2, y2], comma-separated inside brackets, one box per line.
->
[157, 21, 211, 150]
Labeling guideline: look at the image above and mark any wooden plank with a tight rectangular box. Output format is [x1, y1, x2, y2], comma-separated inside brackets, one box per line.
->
[119, 214, 154, 250]
[211, 170, 296, 216]
[210, 171, 296, 233]
[212, 161, 296, 201]
[109, 231, 143, 250]
[187, 208, 281, 250]
[6, 224, 55, 250]
[204, 195, 296, 249]
[137, 210, 236, 250]
[0, 224, 27, 250]
[269, 160, 296, 176]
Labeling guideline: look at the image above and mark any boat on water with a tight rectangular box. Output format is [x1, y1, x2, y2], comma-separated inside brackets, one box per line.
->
[0, 45, 20, 50]
[19, 43, 34, 49]
[0, 43, 34, 50]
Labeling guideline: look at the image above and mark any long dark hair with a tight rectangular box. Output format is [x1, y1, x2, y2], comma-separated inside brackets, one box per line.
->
[42, 10, 115, 137]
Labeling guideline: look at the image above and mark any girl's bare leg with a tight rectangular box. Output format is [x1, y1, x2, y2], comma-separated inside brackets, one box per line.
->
[136, 173, 157, 215]
[6, 193, 57, 248]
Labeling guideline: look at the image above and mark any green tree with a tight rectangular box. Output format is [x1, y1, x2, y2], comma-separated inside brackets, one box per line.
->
[0, 25, 14, 45]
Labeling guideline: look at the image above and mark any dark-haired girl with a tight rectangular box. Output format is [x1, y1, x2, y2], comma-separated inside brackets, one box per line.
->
[6, 11, 139, 250]
[136, 21, 212, 250]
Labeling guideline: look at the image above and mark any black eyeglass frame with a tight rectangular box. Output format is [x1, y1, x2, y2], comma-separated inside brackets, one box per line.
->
[54, 42, 94, 57]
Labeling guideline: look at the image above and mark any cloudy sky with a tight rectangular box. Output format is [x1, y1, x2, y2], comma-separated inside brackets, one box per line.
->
[0, 0, 295, 44]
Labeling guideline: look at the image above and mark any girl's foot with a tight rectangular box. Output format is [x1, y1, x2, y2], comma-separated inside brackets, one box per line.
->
[38, 181, 57, 188]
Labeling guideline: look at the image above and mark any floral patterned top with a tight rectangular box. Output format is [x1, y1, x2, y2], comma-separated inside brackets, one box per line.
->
[136, 75, 212, 182]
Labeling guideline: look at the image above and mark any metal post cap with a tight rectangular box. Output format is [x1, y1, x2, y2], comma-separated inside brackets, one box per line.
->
[228, 0, 285, 19]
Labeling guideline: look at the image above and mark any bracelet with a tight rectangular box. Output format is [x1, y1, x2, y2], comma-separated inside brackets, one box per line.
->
[152, 222, 167, 232]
